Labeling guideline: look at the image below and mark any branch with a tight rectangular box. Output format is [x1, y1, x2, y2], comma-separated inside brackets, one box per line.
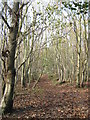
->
[32, 72, 43, 90]
[3, 3, 18, 17]
[0, 13, 10, 29]
[19, 2, 29, 10]
[17, 51, 31, 71]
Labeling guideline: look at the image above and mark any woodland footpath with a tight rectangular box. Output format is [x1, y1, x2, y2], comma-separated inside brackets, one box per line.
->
[2, 75, 89, 119]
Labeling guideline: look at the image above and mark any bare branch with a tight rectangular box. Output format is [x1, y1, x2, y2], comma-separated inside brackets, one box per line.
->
[0, 13, 10, 29]
[3, 3, 17, 17]
[19, 2, 29, 10]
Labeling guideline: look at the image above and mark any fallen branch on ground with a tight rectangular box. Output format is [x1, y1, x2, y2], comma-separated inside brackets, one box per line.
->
[32, 73, 43, 90]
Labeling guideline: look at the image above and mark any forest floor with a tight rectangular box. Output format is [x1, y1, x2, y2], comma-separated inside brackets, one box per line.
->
[2, 74, 89, 120]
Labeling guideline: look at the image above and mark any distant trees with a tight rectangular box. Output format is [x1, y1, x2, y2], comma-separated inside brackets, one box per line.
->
[15, 3, 49, 87]
[40, 1, 89, 87]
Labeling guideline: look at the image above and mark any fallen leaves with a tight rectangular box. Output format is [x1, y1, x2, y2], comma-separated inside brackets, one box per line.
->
[3, 75, 89, 119]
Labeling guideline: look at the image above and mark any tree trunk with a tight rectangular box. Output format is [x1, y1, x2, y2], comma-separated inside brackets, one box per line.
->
[83, 14, 88, 83]
[74, 20, 80, 87]
[88, 2, 90, 82]
[21, 63, 26, 87]
[1, 2, 19, 114]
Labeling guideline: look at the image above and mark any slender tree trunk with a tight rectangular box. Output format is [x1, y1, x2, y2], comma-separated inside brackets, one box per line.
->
[28, 8, 36, 85]
[21, 63, 26, 87]
[83, 14, 88, 82]
[57, 63, 61, 82]
[21, 37, 27, 87]
[56, 39, 61, 83]
[79, 15, 82, 87]
[1, 2, 19, 114]
[88, 2, 90, 82]
[74, 20, 80, 87]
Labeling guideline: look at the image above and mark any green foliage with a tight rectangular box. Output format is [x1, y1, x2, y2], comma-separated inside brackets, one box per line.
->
[62, 1, 89, 15]
[70, 7, 77, 11]
[37, 2, 40, 4]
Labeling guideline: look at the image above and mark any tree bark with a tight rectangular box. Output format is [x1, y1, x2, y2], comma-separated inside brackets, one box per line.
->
[88, 2, 90, 82]
[74, 20, 80, 87]
[1, 2, 19, 114]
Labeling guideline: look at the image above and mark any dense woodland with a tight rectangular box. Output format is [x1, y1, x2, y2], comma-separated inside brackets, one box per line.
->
[0, 0, 89, 119]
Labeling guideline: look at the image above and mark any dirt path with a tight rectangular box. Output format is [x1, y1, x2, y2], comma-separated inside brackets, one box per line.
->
[3, 75, 89, 119]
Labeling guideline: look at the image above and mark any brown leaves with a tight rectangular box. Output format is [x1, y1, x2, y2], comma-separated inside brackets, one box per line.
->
[4, 75, 89, 119]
